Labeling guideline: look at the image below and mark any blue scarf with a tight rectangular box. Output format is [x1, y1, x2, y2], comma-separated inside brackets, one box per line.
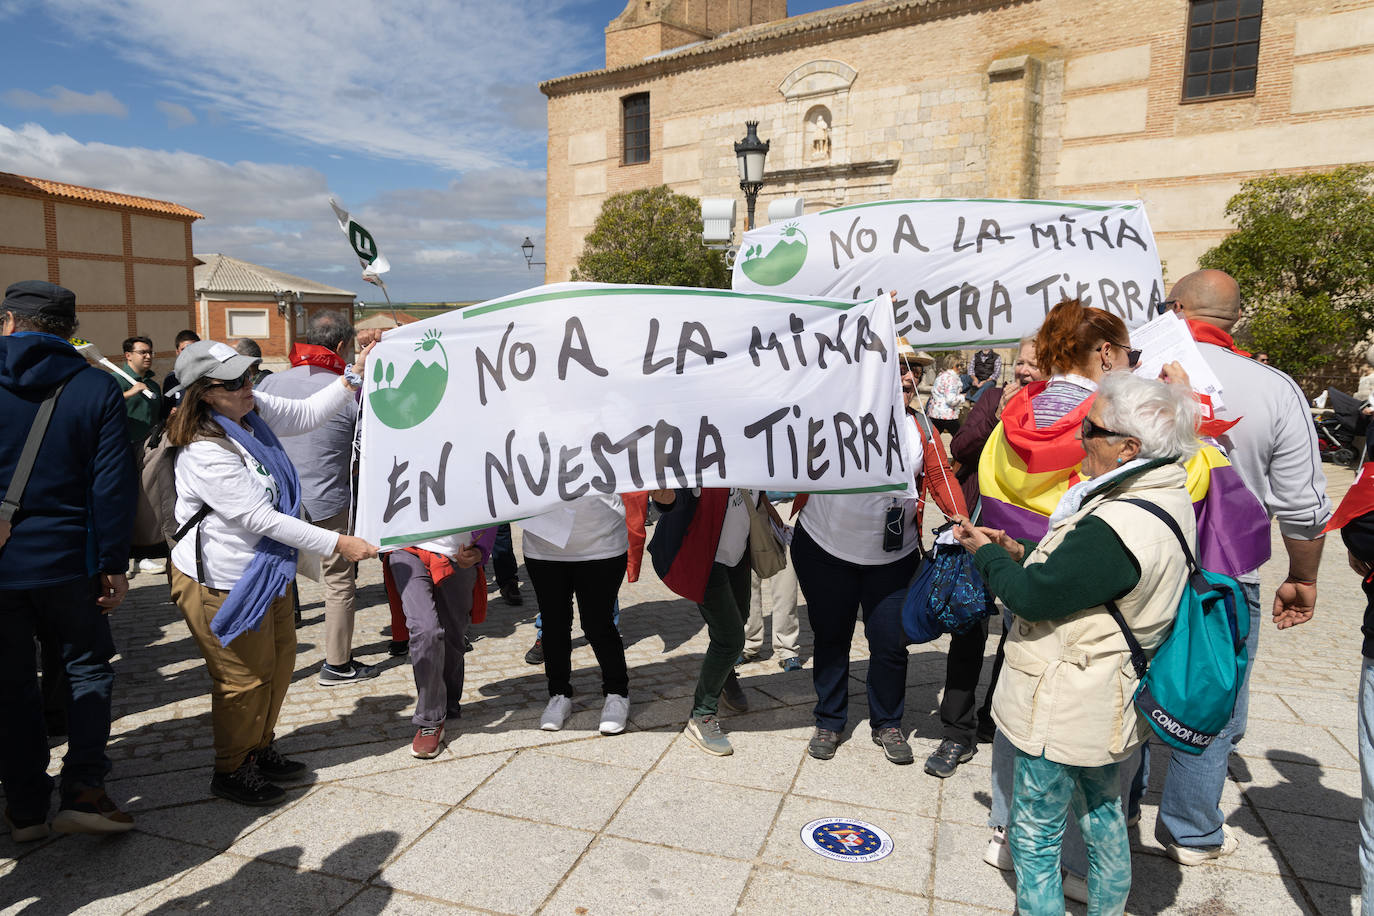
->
[208, 410, 302, 647]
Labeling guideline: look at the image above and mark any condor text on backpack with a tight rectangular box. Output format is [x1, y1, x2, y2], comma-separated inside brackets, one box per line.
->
[1106, 498, 1250, 755]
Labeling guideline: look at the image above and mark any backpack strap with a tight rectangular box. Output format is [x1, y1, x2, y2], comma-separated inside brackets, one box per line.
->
[1103, 498, 1194, 681]
[1, 381, 67, 525]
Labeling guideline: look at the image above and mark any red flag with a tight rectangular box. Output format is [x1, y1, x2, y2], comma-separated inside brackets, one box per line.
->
[1324, 462, 1374, 533]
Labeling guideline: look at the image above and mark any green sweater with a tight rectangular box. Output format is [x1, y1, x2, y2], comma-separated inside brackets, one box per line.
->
[973, 515, 1141, 622]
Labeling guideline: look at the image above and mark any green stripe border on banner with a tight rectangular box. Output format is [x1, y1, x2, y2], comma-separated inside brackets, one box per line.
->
[464, 285, 862, 319]
[817, 198, 1139, 216]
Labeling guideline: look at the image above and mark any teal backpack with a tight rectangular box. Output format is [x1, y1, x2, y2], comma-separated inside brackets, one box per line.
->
[1105, 499, 1250, 755]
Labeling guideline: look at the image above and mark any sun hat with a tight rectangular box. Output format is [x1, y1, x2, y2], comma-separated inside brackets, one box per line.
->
[897, 337, 935, 365]
[167, 340, 261, 395]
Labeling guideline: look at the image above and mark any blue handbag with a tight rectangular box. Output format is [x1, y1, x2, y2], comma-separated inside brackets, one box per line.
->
[902, 533, 995, 644]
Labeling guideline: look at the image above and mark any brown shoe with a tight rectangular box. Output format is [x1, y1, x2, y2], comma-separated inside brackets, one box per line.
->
[411, 723, 445, 759]
[52, 786, 134, 834]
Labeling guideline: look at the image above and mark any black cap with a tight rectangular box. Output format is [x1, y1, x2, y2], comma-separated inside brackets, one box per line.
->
[3, 281, 76, 321]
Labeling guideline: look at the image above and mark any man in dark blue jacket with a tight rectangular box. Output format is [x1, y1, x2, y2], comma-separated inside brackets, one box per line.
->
[0, 281, 137, 841]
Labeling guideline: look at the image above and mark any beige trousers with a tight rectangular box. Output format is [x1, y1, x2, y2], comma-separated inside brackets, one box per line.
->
[311, 509, 357, 666]
[171, 567, 296, 773]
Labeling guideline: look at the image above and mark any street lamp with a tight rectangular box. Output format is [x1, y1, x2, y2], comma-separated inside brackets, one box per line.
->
[520, 236, 545, 270]
[734, 120, 770, 231]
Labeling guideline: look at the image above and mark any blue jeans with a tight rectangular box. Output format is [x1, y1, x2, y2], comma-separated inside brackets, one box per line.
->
[492, 523, 517, 586]
[1157, 578, 1262, 848]
[1360, 656, 1374, 916]
[0, 578, 116, 819]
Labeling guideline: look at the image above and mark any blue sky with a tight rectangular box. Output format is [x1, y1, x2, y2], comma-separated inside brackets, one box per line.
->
[0, 0, 839, 303]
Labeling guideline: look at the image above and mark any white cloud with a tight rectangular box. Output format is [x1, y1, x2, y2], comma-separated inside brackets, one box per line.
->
[0, 122, 548, 302]
[40, 0, 604, 172]
[155, 100, 196, 128]
[3, 85, 127, 117]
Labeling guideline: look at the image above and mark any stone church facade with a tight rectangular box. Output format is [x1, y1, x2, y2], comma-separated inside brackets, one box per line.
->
[541, 0, 1374, 283]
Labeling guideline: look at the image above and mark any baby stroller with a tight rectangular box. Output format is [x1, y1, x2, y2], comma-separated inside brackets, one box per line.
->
[1313, 387, 1363, 468]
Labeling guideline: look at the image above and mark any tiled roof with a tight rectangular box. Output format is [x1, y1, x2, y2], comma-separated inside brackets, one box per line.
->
[194, 253, 355, 298]
[0, 171, 202, 219]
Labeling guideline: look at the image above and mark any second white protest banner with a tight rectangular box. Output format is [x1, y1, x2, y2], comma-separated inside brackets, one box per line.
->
[355, 282, 918, 549]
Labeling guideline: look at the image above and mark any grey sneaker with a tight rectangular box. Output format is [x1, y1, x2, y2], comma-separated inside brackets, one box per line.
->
[318, 660, 380, 686]
[684, 714, 733, 756]
[808, 727, 841, 760]
[871, 727, 915, 765]
[719, 672, 749, 713]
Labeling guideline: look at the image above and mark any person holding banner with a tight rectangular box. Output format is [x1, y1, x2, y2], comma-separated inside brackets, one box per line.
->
[794, 340, 966, 766]
[524, 494, 633, 736]
[164, 339, 379, 807]
[954, 370, 1198, 916]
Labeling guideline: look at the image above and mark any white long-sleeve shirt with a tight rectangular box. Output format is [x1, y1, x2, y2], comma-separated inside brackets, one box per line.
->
[171, 379, 354, 589]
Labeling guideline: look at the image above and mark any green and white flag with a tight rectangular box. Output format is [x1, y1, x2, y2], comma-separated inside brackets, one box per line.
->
[329, 198, 391, 286]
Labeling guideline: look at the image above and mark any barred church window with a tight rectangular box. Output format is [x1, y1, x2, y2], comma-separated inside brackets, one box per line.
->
[1183, 0, 1262, 101]
[622, 93, 650, 164]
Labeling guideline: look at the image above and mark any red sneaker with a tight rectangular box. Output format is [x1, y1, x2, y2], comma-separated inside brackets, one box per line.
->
[411, 723, 444, 759]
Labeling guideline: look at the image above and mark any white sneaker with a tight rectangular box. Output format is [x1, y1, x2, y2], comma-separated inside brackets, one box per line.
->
[138, 558, 165, 574]
[599, 694, 630, 736]
[540, 695, 573, 731]
[984, 826, 1013, 870]
[1062, 870, 1088, 904]
[1162, 823, 1239, 866]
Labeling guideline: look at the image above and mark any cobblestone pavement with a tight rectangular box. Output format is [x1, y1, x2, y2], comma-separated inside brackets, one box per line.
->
[1, 468, 1364, 914]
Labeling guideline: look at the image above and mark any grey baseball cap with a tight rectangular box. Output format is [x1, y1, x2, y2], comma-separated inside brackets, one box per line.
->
[167, 340, 260, 395]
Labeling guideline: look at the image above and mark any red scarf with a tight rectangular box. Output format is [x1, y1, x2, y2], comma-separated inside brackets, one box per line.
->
[289, 343, 346, 374]
[1186, 320, 1250, 357]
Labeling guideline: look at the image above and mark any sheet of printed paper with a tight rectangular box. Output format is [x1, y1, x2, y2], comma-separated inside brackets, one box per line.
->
[1129, 311, 1225, 410]
[516, 504, 577, 549]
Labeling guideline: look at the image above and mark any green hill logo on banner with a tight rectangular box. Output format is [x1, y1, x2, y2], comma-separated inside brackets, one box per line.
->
[369, 329, 449, 429]
[739, 223, 808, 286]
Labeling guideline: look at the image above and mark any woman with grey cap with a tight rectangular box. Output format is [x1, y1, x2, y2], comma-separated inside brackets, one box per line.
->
[164, 339, 378, 806]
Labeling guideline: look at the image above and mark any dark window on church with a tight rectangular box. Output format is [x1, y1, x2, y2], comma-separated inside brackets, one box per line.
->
[1183, 0, 1262, 101]
[622, 93, 650, 164]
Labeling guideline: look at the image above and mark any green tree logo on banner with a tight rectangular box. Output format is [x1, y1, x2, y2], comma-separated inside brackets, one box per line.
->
[368, 330, 449, 429]
[739, 223, 809, 286]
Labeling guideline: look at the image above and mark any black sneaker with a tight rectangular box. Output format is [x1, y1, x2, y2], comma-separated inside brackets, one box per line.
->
[255, 743, 307, 780]
[318, 659, 381, 686]
[499, 581, 523, 606]
[211, 757, 285, 807]
[871, 727, 915, 765]
[388, 640, 409, 657]
[463, 636, 474, 653]
[924, 738, 975, 778]
[808, 727, 842, 760]
[524, 638, 544, 665]
[719, 671, 749, 713]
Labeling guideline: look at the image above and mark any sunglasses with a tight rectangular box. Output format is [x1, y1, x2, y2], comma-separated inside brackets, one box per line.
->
[1156, 298, 1180, 316]
[900, 360, 924, 375]
[208, 371, 252, 392]
[1081, 417, 1127, 440]
[1097, 341, 1142, 369]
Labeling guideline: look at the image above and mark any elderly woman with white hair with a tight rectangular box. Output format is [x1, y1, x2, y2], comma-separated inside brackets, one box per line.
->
[953, 371, 1199, 916]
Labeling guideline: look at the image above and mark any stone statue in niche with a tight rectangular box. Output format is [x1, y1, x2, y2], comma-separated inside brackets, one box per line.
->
[806, 107, 831, 161]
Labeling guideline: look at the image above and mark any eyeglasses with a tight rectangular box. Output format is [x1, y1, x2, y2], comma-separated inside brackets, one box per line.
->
[1081, 417, 1126, 440]
[900, 361, 923, 376]
[128, 349, 152, 357]
[1097, 341, 1142, 369]
[208, 372, 252, 392]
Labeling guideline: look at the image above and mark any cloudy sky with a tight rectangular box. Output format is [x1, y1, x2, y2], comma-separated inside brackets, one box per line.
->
[1, 0, 836, 303]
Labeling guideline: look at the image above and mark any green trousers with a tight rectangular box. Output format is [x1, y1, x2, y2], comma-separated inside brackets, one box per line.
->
[691, 557, 750, 718]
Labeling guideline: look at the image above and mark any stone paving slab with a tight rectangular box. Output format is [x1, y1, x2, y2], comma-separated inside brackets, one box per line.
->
[0, 464, 1368, 914]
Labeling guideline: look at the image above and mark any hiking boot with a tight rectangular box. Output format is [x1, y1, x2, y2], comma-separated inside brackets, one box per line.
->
[499, 580, 523, 605]
[5, 808, 50, 843]
[808, 727, 841, 760]
[388, 639, 409, 657]
[684, 714, 733, 756]
[411, 723, 445, 759]
[1158, 823, 1239, 866]
[599, 694, 630, 736]
[924, 738, 975, 778]
[734, 650, 758, 667]
[463, 636, 474, 653]
[984, 826, 1013, 870]
[51, 786, 134, 834]
[871, 727, 915, 765]
[524, 638, 544, 665]
[318, 659, 380, 686]
[780, 656, 803, 672]
[540, 695, 573, 731]
[254, 743, 307, 779]
[719, 672, 749, 713]
[211, 757, 286, 807]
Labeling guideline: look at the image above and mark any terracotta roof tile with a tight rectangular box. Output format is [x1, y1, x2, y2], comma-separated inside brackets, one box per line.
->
[0, 170, 203, 219]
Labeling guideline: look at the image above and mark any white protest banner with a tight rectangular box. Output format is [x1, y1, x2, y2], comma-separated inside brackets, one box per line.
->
[355, 282, 918, 549]
[731, 198, 1163, 348]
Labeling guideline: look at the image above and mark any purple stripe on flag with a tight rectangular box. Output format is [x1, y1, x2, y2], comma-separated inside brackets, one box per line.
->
[1193, 465, 1271, 577]
[979, 496, 1050, 543]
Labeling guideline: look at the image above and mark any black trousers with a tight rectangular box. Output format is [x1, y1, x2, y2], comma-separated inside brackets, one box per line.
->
[524, 554, 628, 698]
[940, 614, 992, 745]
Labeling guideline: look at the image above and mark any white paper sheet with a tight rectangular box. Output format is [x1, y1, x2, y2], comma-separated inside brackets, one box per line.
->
[516, 504, 578, 549]
[1129, 311, 1225, 410]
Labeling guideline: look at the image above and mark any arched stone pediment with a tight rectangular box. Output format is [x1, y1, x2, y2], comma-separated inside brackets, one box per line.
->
[778, 60, 857, 100]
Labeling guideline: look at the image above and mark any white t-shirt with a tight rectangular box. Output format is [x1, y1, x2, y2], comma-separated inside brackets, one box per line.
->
[521, 493, 628, 562]
[171, 380, 354, 590]
[409, 531, 479, 559]
[798, 422, 925, 565]
[714, 489, 751, 566]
